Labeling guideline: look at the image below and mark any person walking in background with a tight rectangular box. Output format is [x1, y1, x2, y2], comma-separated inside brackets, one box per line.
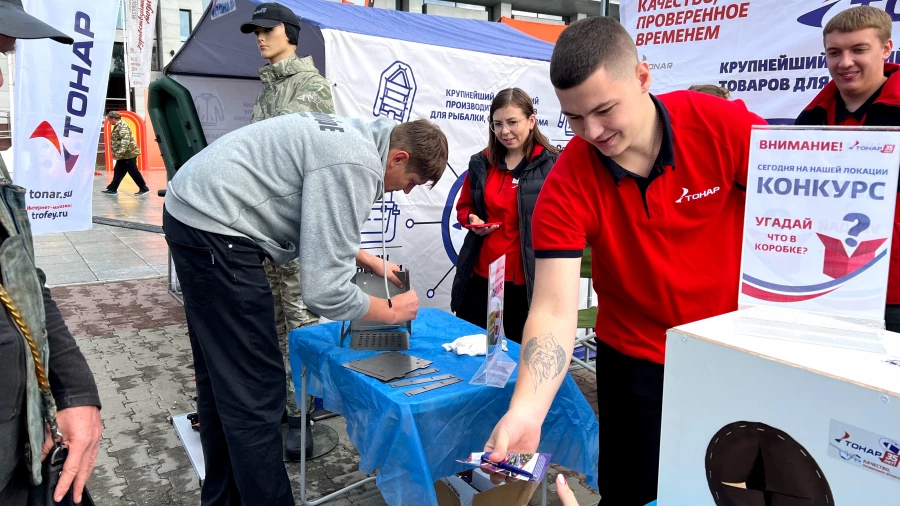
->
[240, 1, 336, 461]
[451, 88, 559, 344]
[101, 110, 150, 196]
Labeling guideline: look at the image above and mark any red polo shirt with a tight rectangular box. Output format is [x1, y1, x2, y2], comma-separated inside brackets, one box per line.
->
[457, 147, 545, 284]
[831, 81, 886, 126]
[532, 91, 765, 364]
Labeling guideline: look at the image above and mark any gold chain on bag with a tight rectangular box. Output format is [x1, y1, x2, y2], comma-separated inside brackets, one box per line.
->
[0, 283, 62, 442]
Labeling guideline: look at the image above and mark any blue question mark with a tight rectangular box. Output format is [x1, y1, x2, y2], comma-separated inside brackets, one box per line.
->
[843, 213, 871, 247]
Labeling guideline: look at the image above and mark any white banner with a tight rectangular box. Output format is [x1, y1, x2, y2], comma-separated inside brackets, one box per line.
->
[13, 0, 119, 235]
[739, 127, 900, 320]
[170, 75, 262, 144]
[621, 1, 900, 123]
[324, 29, 573, 310]
[127, 0, 159, 89]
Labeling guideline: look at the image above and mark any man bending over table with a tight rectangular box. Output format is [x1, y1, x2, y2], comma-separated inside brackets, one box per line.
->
[163, 112, 448, 506]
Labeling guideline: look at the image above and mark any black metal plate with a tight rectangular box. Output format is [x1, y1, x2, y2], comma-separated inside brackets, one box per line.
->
[349, 331, 409, 351]
[342, 352, 432, 382]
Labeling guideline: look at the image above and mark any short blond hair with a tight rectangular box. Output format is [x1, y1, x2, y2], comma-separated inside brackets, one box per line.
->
[824, 6, 892, 43]
[689, 84, 730, 99]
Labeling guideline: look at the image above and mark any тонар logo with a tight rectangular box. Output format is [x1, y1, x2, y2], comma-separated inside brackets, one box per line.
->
[847, 140, 896, 154]
[29, 121, 78, 173]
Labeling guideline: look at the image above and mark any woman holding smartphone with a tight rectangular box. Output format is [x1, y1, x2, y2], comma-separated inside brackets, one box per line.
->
[451, 88, 559, 343]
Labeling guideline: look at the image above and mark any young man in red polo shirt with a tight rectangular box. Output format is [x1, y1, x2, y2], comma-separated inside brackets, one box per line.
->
[483, 17, 765, 505]
[795, 5, 900, 332]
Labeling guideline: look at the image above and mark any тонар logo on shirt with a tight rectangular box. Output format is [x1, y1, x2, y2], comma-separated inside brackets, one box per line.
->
[675, 186, 720, 204]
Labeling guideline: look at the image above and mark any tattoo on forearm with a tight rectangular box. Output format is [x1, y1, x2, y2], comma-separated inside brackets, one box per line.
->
[522, 332, 567, 393]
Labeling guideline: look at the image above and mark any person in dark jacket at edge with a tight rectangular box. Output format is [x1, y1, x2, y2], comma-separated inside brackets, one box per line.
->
[795, 5, 900, 331]
[0, 1, 102, 504]
[451, 88, 559, 343]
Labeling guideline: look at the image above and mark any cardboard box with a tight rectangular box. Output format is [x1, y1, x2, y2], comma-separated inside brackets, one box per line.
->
[434, 470, 539, 506]
[470, 468, 499, 493]
[658, 311, 900, 504]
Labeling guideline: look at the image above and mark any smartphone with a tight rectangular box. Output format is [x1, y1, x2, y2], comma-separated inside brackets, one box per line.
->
[463, 222, 502, 229]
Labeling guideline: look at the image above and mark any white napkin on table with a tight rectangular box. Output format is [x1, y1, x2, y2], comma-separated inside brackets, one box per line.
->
[442, 334, 508, 356]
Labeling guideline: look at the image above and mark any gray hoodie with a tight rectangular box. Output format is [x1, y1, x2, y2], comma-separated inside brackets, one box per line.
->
[165, 112, 395, 322]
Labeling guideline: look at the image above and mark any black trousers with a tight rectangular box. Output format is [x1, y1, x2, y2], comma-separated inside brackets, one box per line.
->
[596, 340, 664, 506]
[163, 210, 292, 506]
[455, 273, 528, 344]
[106, 157, 148, 192]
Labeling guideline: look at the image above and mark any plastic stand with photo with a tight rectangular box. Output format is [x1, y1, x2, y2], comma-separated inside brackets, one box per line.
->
[470, 255, 516, 387]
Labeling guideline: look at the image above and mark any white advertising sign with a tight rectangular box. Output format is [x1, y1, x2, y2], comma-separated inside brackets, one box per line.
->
[13, 0, 119, 234]
[324, 29, 571, 310]
[126, 0, 159, 89]
[739, 127, 900, 320]
[620, 0, 900, 123]
[170, 75, 262, 144]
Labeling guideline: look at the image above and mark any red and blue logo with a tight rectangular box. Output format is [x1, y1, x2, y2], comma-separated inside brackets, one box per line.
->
[847, 140, 897, 153]
[29, 121, 78, 173]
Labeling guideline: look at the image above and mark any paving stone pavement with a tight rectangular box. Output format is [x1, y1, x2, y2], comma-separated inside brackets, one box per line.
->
[35, 170, 170, 287]
[51, 277, 601, 505]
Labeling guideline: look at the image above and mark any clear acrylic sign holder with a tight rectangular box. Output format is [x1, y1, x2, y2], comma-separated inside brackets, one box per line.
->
[736, 125, 900, 354]
[470, 255, 516, 387]
[734, 306, 888, 354]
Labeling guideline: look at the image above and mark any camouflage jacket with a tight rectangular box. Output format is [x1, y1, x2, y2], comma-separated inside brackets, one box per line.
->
[110, 121, 141, 160]
[252, 54, 334, 122]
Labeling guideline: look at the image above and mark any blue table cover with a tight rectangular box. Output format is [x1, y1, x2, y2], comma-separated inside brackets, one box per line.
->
[289, 308, 599, 506]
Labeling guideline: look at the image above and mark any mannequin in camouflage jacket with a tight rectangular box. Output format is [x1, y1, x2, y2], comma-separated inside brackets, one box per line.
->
[243, 2, 334, 462]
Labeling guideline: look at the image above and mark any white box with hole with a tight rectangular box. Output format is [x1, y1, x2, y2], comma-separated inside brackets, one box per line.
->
[657, 310, 900, 505]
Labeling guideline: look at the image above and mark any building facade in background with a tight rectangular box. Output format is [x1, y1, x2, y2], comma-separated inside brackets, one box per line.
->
[355, 0, 616, 24]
